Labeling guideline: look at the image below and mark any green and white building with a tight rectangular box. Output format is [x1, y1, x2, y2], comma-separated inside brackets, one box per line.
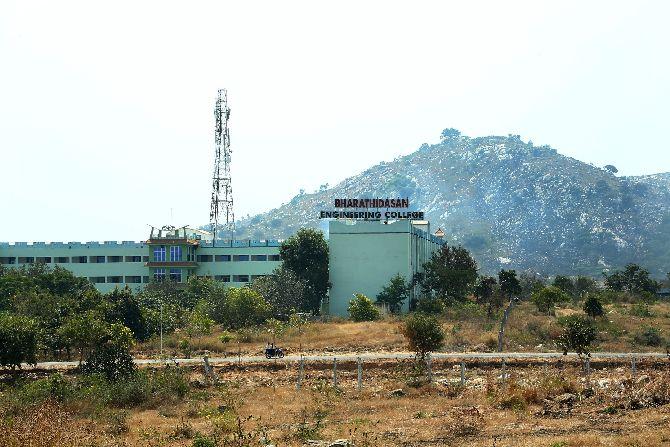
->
[1, 220, 445, 315]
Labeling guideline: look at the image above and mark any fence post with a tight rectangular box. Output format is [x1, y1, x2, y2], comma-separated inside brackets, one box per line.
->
[632, 356, 637, 375]
[501, 358, 507, 382]
[460, 361, 465, 386]
[296, 355, 304, 390]
[333, 357, 338, 388]
[357, 357, 363, 391]
[585, 357, 591, 376]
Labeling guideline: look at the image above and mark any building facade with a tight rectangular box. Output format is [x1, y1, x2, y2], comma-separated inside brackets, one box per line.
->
[0, 226, 281, 293]
[327, 219, 445, 316]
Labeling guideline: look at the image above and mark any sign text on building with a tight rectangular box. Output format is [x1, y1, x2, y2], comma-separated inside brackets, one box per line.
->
[319, 198, 425, 220]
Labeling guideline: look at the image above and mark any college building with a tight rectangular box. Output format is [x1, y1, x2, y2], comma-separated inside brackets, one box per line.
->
[0, 220, 445, 316]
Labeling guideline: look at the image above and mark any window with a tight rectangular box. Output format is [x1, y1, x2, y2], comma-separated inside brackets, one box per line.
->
[232, 274, 249, 283]
[215, 254, 231, 262]
[54, 257, 69, 263]
[18, 257, 34, 264]
[125, 255, 142, 262]
[72, 256, 87, 263]
[36, 257, 51, 263]
[107, 256, 123, 263]
[142, 256, 149, 262]
[196, 255, 213, 262]
[153, 246, 166, 262]
[154, 268, 166, 282]
[0, 257, 16, 265]
[215, 275, 231, 282]
[268, 254, 281, 262]
[125, 276, 142, 283]
[107, 276, 122, 284]
[170, 246, 182, 261]
[233, 255, 249, 262]
[142, 276, 150, 283]
[169, 268, 182, 282]
[90, 256, 106, 263]
[250, 255, 267, 261]
[89, 276, 106, 284]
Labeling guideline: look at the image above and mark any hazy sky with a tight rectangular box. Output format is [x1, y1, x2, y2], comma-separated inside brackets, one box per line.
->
[1, 1, 668, 242]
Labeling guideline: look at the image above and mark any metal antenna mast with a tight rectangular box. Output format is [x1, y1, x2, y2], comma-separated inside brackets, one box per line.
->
[209, 89, 234, 244]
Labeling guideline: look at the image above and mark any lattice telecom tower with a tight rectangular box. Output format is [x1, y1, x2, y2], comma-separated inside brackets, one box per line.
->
[209, 89, 234, 244]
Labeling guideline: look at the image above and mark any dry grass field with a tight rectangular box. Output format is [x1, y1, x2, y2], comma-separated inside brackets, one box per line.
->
[4, 358, 670, 446]
[136, 301, 670, 359]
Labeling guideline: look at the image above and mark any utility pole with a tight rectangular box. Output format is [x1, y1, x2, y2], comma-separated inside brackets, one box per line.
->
[209, 89, 235, 245]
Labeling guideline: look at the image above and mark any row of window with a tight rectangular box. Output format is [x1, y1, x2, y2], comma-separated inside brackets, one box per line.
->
[196, 254, 280, 262]
[211, 274, 266, 283]
[0, 255, 149, 265]
[0, 253, 281, 265]
[89, 275, 149, 284]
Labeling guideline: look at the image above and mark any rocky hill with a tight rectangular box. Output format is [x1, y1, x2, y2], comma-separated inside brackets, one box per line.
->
[233, 131, 670, 276]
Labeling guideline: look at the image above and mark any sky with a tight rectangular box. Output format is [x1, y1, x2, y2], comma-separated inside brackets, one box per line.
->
[1, 0, 668, 242]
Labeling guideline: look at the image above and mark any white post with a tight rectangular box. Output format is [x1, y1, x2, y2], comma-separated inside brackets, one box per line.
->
[502, 358, 506, 382]
[333, 357, 338, 388]
[426, 353, 432, 383]
[460, 361, 465, 386]
[357, 357, 363, 391]
[297, 355, 304, 390]
[632, 356, 637, 375]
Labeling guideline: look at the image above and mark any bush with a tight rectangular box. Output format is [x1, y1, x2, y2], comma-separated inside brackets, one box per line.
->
[531, 286, 570, 313]
[401, 313, 445, 360]
[630, 303, 653, 317]
[633, 326, 663, 347]
[415, 297, 445, 314]
[557, 315, 597, 357]
[583, 294, 604, 318]
[217, 287, 270, 329]
[81, 324, 135, 382]
[348, 293, 380, 322]
[0, 313, 39, 368]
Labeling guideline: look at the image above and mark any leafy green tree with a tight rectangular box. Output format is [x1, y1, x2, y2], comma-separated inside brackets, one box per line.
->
[185, 301, 215, 342]
[574, 276, 598, 299]
[217, 287, 270, 329]
[440, 128, 461, 140]
[251, 267, 307, 317]
[104, 286, 148, 340]
[518, 271, 546, 300]
[498, 269, 522, 301]
[557, 315, 597, 357]
[57, 311, 108, 363]
[348, 293, 380, 322]
[474, 276, 499, 318]
[583, 293, 604, 319]
[280, 228, 330, 314]
[415, 297, 445, 314]
[421, 245, 478, 304]
[401, 313, 445, 360]
[531, 286, 570, 313]
[0, 312, 39, 368]
[604, 264, 660, 294]
[81, 323, 135, 381]
[552, 275, 575, 298]
[376, 274, 409, 314]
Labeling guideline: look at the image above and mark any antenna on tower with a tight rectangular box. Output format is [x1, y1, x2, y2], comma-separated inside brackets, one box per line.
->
[209, 89, 234, 245]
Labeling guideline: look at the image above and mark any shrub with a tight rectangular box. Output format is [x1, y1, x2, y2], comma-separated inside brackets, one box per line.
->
[81, 324, 135, 382]
[192, 435, 216, 447]
[348, 293, 380, 322]
[633, 326, 663, 347]
[415, 297, 445, 314]
[401, 313, 445, 360]
[630, 303, 653, 317]
[531, 286, 570, 313]
[583, 294, 604, 318]
[0, 312, 39, 368]
[557, 315, 597, 357]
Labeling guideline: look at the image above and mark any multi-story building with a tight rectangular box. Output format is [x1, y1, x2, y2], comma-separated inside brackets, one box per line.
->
[0, 226, 281, 293]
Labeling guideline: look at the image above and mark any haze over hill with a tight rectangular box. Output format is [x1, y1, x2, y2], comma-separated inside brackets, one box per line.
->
[232, 130, 670, 277]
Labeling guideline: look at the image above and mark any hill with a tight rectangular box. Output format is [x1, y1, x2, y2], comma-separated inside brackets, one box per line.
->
[233, 131, 670, 276]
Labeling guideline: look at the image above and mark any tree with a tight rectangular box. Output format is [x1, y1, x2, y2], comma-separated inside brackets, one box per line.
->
[348, 293, 380, 322]
[440, 128, 461, 140]
[104, 286, 148, 340]
[552, 275, 575, 298]
[0, 313, 39, 368]
[401, 313, 445, 360]
[583, 293, 604, 319]
[217, 287, 270, 329]
[603, 165, 618, 174]
[604, 264, 660, 294]
[557, 315, 597, 357]
[574, 276, 598, 299]
[518, 271, 546, 300]
[81, 323, 135, 381]
[280, 228, 330, 314]
[498, 269, 522, 301]
[531, 286, 570, 314]
[251, 267, 307, 317]
[474, 276, 500, 318]
[58, 311, 108, 363]
[186, 301, 215, 342]
[421, 245, 478, 304]
[376, 274, 409, 314]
